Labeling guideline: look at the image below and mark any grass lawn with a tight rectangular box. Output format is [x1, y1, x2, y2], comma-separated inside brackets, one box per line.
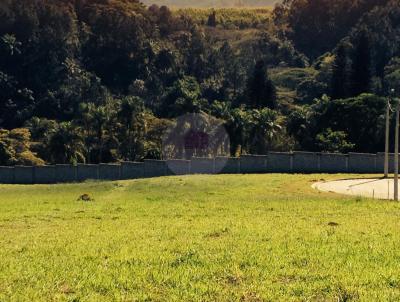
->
[1, 174, 400, 301]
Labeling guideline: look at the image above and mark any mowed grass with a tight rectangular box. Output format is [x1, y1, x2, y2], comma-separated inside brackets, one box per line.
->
[1, 174, 400, 301]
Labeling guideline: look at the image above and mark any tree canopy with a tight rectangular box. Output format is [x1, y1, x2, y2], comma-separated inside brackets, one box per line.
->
[0, 0, 399, 165]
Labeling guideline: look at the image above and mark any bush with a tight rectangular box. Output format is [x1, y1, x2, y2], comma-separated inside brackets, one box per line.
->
[0, 128, 45, 166]
[270, 68, 316, 90]
[17, 151, 45, 166]
[316, 128, 355, 153]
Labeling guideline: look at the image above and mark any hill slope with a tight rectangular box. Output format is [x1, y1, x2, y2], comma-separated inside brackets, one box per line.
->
[141, 0, 278, 8]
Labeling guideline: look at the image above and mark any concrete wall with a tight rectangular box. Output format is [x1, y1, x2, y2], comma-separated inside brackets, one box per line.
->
[1, 152, 395, 184]
[376, 152, 395, 173]
[0, 166, 14, 184]
[35, 166, 56, 184]
[240, 155, 268, 174]
[77, 164, 99, 181]
[167, 160, 190, 175]
[14, 166, 33, 184]
[267, 152, 292, 173]
[191, 158, 215, 174]
[348, 153, 377, 173]
[56, 165, 76, 183]
[215, 157, 240, 174]
[144, 160, 167, 178]
[293, 152, 319, 173]
[121, 162, 144, 179]
[320, 153, 348, 173]
[99, 164, 121, 180]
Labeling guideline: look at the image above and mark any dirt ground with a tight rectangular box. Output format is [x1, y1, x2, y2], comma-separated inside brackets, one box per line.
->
[312, 178, 397, 200]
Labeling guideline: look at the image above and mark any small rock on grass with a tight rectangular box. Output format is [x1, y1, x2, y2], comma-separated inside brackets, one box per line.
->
[77, 194, 93, 202]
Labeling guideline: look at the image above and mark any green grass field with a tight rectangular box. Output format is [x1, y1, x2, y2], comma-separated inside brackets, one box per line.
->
[1, 174, 400, 301]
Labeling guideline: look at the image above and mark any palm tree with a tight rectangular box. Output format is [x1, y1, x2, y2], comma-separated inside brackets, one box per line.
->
[48, 122, 86, 164]
[1, 34, 21, 56]
[117, 96, 145, 161]
[225, 108, 253, 156]
[76, 103, 94, 162]
[90, 105, 112, 163]
[250, 108, 282, 154]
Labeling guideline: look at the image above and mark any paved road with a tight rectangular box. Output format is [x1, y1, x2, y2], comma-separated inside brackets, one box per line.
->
[313, 178, 396, 200]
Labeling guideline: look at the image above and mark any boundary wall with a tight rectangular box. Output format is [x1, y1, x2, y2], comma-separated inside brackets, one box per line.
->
[0, 152, 389, 184]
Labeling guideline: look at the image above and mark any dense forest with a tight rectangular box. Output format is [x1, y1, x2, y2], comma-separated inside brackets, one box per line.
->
[0, 0, 399, 165]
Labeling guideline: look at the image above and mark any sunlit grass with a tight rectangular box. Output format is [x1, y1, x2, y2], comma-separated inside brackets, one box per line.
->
[1, 174, 400, 301]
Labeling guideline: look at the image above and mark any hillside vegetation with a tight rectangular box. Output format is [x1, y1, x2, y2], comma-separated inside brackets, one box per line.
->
[173, 7, 272, 29]
[1, 0, 400, 166]
[142, 0, 277, 8]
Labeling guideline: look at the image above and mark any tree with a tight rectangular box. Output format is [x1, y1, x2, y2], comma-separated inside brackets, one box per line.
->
[249, 108, 282, 154]
[78, 103, 115, 163]
[207, 11, 217, 27]
[0, 128, 44, 165]
[0, 71, 34, 129]
[225, 108, 253, 156]
[161, 76, 207, 117]
[36, 59, 108, 121]
[383, 57, 400, 93]
[82, 1, 150, 91]
[0, 34, 34, 129]
[47, 122, 85, 164]
[0, 0, 396, 163]
[24, 117, 58, 162]
[286, 106, 314, 151]
[185, 26, 208, 80]
[316, 128, 355, 153]
[273, 0, 390, 60]
[350, 30, 372, 96]
[2, 1, 81, 95]
[117, 96, 146, 161]
[219, 42, 245, 98]
[312, 94, 386, 153]
[0, 34, 21, 56]
[331, 43, 349, 99]
[297, 79, 328, 104]
[158, 6, 174, 37]
[246, 60, 276, 109]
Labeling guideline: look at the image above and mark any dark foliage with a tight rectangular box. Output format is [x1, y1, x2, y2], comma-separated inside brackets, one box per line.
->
[0, 0, 399, 165]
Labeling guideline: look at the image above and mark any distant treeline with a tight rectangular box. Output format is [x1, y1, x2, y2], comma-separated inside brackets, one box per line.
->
[173, 7, 272, 30]
[141, 0, 278, 8]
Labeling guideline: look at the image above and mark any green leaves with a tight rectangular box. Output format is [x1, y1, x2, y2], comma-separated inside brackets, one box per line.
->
[0, 34, 21, 56]
[0, 128, 44, 165]
[316, 128, 355, 153]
